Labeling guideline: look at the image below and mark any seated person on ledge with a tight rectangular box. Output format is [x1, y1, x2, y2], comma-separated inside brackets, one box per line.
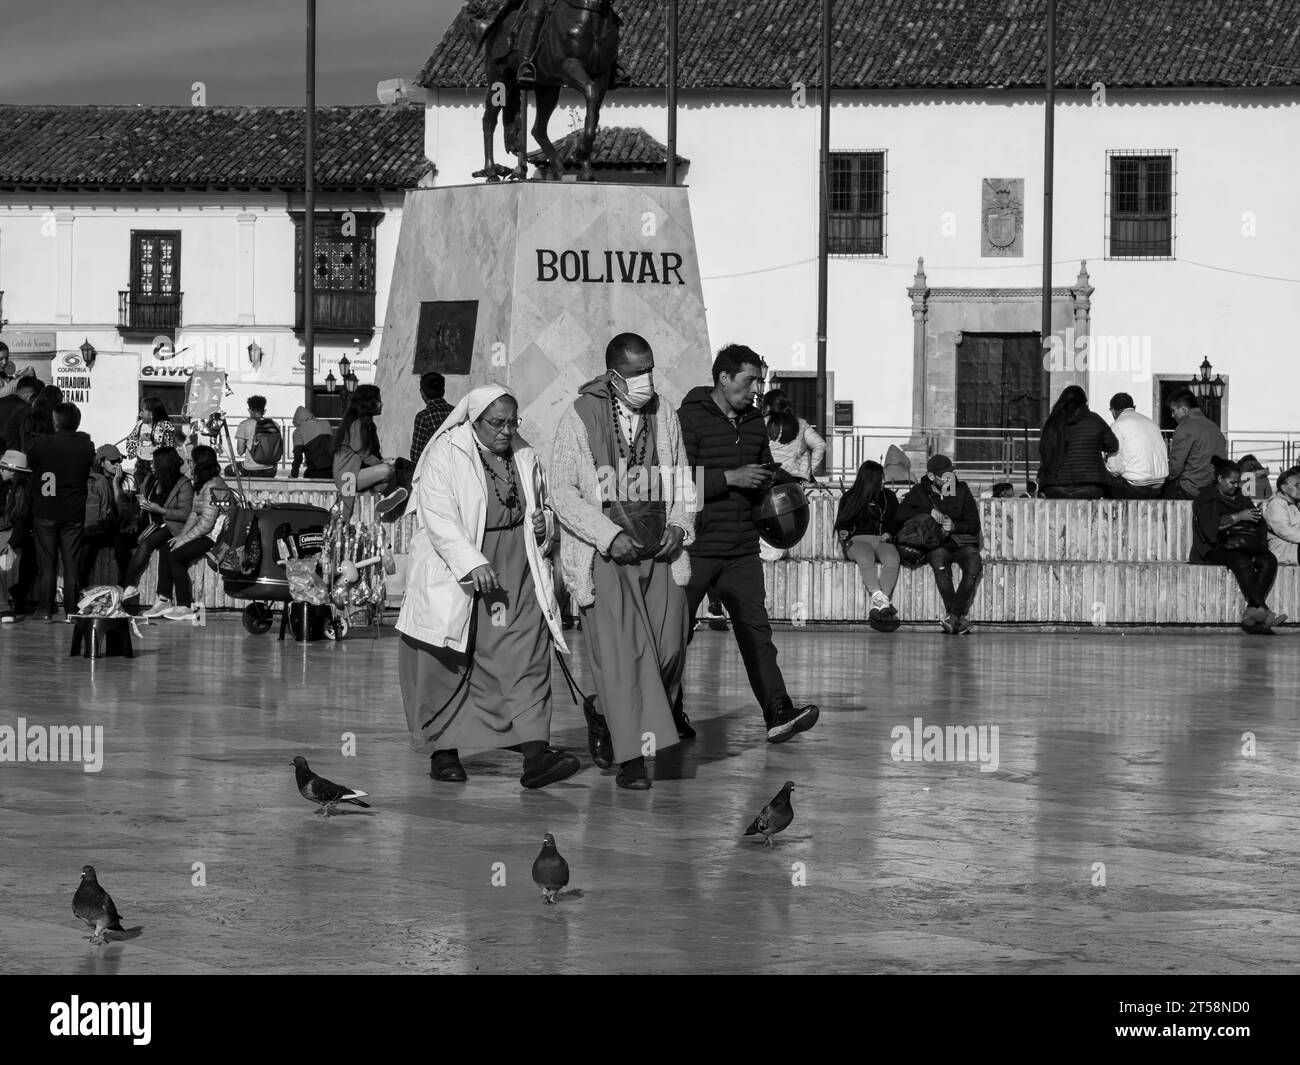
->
[896, 454, 982, 636]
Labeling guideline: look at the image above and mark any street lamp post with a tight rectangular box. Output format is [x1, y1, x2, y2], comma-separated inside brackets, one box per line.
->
[1190, 356, 1225, 425]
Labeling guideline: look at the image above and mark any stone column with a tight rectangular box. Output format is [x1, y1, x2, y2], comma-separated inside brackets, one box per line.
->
[236, 213, 257, 326]
[55, 212, 75, 325]
[1059, 259, 1092, 396]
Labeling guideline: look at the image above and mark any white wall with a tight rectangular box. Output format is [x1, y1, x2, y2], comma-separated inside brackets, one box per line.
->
[0, 190, 408, 452]
[427, 87, 1300, 433]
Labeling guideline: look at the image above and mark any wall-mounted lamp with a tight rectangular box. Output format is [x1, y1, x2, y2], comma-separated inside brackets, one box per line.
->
[247, 341, 263, 370]
[79, 338, 97, 371]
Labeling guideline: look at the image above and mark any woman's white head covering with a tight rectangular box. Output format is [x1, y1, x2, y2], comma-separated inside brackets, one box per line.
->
[430, 384, 513, 446]
[411, 385, 517, 514]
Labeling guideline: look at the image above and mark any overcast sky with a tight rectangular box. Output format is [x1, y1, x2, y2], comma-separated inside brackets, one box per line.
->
[0, 0, 465, 106]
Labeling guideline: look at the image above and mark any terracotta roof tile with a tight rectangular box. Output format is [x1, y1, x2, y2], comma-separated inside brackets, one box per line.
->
[420, 0, 1300, 90]
[0, 105, 431, 190]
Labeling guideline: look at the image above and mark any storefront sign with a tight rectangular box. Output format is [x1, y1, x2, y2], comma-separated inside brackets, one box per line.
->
[53, 351, 92, 405]
[0, 331, 57, 355]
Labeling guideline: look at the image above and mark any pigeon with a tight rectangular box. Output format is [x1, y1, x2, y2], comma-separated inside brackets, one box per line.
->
[292, 756, 371, 816]
[73, 865, 125, 944]
[743, 781, 796, 847]
[531, 833, 570, 904]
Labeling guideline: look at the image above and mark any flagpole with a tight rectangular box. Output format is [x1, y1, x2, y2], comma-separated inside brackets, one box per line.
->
[815, 0, 831, 441]
[304, 0, 317, 414]
[665, 0, 678, 185]
[1041, 0, 1056, 365]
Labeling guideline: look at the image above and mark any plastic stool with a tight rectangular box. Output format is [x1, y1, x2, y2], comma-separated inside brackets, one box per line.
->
[70, 616, 135, 659]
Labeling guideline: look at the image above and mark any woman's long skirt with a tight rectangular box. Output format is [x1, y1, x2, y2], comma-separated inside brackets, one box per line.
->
[399, 518, 552, 756]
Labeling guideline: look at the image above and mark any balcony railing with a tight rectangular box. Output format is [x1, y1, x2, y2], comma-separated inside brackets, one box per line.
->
[118, 291, 183, 334]
[294, 289, 376, 335]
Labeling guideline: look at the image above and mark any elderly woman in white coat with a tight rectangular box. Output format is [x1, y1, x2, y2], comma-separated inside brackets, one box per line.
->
[396, 385, 580, 789]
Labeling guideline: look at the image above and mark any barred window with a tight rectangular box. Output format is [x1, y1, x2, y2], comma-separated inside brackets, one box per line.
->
[828, 151, 886, 257]
[1107, 152, 1175, 259]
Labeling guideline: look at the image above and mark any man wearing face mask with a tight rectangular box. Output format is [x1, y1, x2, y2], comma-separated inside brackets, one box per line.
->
[549, 333, 696, 790]
[675, 344, 820, 744]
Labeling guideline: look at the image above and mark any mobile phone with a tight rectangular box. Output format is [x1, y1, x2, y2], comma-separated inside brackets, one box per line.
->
[761, 462, 781, 472]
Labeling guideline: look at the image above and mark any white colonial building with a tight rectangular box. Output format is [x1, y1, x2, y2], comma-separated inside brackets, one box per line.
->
[0, 104, 430, 454]
[416, 0, 1300, 479]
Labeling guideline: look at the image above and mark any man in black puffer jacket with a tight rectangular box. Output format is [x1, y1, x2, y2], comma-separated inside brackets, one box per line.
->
[675, 344, 820, 744]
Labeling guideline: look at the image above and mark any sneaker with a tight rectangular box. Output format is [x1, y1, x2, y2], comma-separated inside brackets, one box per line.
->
[940, 613, 958, 635]
[39, 614, 55, 624]
[375, 488, 409, 523]
[143, 598, 172, 619]
[706, 610, 728, 632]
[870, 590, 891, 615]
[956, 615, 973, 635]
[122, 585, 140, 601]
[1263, 610, 1288, 628]
[0, 613, 14, 624]
[765, 701, 820, 744]
[163, 606, 197, 622]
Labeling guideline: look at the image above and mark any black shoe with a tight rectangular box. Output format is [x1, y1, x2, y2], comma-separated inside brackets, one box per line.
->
[671, 690, 696, 740]
[940, 613, 958, 635]
[765, 701, 819, 744]
[706, 612, 728, 631]
[616, 757, 651, 790]
[430, 750, 467, 782]
[583, 698, 614, 770]
[375, 488, 408, 523]
[956, 615, 973, 635]
[520, 748, 580, 789]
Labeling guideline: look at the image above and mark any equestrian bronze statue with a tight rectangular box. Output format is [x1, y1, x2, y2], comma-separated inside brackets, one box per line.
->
[468, 0, 620, 183]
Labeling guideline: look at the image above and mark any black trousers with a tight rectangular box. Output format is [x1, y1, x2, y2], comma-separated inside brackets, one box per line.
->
[77, 525, 135, 589]
[157, 536, 213, 607]
[33, 517, 84, 615]
[1110, 478, 1164, 500]
[1205, 548, 1277, 609]
[926, 543, 983, 616]
[1042, 483, 1109, 499]
[123, 525, 173, 589]
[682, 553, 789, 719]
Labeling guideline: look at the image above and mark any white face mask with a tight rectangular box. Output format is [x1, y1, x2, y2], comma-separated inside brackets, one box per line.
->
[613, 369, 655, 409]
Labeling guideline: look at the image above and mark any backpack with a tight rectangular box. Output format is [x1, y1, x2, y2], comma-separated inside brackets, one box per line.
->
[84, 473, 116, 535]
[303, 433, 333, 473]
[249, 418, 284, 467]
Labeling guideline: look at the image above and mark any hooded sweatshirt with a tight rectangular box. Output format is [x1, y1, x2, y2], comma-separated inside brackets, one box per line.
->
[291, 406, 334, 477]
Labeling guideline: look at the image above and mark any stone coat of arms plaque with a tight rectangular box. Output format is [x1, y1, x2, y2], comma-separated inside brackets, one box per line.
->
[981, 179, 1024, 257]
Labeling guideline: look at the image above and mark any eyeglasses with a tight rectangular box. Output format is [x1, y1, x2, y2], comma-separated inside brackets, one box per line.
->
[482, 417, 521, 433]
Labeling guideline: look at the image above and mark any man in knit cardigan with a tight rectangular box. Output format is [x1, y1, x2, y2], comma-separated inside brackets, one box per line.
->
[549, 334, 697, 790]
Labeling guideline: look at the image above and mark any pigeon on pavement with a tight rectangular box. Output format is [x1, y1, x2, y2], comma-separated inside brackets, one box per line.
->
[292, 756, 371, 816]
[531, 833, 570, 904]
[73, 865, 125, 944]
[743, 781, 796, 847]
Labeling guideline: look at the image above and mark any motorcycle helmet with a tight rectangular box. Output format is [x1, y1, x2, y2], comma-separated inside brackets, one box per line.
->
[754, 481, 810, 550]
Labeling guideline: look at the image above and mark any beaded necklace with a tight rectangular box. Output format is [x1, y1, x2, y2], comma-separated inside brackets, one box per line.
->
[478, 446, 520, 511]
[610, 391, 649, 468]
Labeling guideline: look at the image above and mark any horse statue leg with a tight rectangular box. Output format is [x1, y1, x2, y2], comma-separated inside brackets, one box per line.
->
[556, 58, 604, 183]
[472, 86, 504, 182]
[530, 85, 564, 181]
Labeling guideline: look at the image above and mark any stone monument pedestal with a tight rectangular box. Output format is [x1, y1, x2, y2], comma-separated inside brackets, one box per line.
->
[376, 182, 713, 468]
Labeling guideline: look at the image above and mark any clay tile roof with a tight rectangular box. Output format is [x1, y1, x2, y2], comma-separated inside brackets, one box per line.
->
[419, 0, 1300, 91]
[527, 126, 688, 169]
[0, 105, 432, 191]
